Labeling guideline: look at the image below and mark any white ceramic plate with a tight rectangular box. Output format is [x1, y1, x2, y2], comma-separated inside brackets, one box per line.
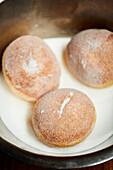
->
[0, 37, 113, 157]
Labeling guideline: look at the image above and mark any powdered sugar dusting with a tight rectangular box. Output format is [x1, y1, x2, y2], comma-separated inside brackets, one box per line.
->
[22, 52, 38, 74]
[22, 49, 26, 53]
[70, 92, 73, 97]
[57, 97, 70, 118]
[87, 40, 102, 49]
[81, 59, 87, 69]
[70, 54, 73, 58]
[57, 92, 73, 118]
[41, 110, 45, 113]
[48, 74, 53, 78]
[20, 55, 23, 59]
[15, 84, 22, 89]
[5, 62, 8, 71]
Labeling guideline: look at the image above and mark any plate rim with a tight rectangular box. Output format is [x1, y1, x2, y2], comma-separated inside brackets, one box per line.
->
[0, 136, 113, 169]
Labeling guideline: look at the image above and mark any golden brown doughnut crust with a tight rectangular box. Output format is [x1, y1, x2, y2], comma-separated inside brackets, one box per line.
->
[66, 29, 113, 88]
[32, 89, 96, 147]
[2, 35, 60, 102]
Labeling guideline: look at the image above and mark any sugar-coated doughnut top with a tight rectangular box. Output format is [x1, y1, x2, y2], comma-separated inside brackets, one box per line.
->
[33, 89, 96, 146]
[4, 35, 60, 100]
[67, 29, 113, 88]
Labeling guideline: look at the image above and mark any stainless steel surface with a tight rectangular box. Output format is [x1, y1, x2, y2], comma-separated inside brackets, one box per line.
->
[0, 0, 113, 168]
[0, 138, 112, 169]
[0, 0, 113, 65]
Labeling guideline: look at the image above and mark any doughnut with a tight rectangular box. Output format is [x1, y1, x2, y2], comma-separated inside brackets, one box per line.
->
[2, 35, 60, 102]
[66, 29, 113, 88]
[32, 89, 96, 147]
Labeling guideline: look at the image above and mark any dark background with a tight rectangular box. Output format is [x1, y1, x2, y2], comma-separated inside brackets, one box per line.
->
[0, 152, 113, 170]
